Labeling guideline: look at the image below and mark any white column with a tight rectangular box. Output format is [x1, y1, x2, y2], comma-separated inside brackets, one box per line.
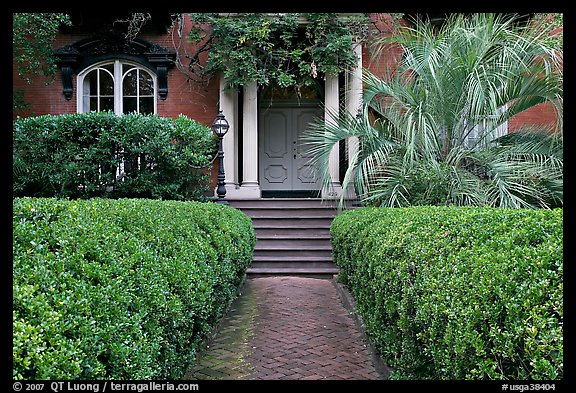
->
[345, 40, 363, 199]
[239, 80, 261, 198]
[323, 73, 342, 199]
[218, 75, 239, 197]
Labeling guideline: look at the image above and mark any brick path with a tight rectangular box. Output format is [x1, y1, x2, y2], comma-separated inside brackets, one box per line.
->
[185, 276, 388, 380]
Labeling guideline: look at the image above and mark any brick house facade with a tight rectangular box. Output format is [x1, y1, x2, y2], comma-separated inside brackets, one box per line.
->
[13, 13, 561, 198]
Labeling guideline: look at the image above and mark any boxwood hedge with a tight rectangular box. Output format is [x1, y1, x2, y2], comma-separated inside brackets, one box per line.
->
[13, 112, 217, 201]
[13, 197, 256, 380]
[331, 206, 563, 380]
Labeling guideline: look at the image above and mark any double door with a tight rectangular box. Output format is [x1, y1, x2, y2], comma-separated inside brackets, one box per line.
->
[259, 104, 322, 192]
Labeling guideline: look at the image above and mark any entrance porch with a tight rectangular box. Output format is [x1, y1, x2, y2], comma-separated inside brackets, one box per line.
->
[216, 40, 363, 200]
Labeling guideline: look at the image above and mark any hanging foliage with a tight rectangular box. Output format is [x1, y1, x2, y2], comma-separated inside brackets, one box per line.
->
[13, 13, 72, 112]
[13, 13, 72, 84]
[175, 13, 370, 92]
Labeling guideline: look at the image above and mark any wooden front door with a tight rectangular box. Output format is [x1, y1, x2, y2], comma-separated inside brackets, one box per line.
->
[259, 102, 322, 192]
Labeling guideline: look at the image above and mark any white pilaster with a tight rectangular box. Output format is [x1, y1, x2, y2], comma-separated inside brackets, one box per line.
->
[323, 73, 342, 199]
[218, 75, 239, 197]
[344, 40, 363, 199]
[239, 80, 261, 198]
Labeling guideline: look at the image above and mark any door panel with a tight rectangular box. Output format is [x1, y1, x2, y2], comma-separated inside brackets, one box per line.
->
[264, 164, 289, 184]
[294, 108, 322, 189]
[264, 111, 290, 159]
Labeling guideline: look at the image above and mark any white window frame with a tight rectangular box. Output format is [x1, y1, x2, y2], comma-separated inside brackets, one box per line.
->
[76, 60, 158, 115]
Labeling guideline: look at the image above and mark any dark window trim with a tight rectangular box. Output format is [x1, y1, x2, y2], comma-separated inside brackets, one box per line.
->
[54, 33, 176, 100]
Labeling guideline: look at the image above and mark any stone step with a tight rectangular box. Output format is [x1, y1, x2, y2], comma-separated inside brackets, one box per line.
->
[256, 232, 331, 239]
[255, 227, 331, 237]
[252, 255, 334, 263]
[249, 260, 336, 269]
[226, 198, 352, 275]
[239, 207, 338, 219]
[228, 198, 344, 209]
[255, 237, 331, 248]
[246, 266, 339, 278]
[250, 217, 334, 228]
[249, 255, 338, 277]
[246, 267, 338, 279]
[253, 247, 333, 258]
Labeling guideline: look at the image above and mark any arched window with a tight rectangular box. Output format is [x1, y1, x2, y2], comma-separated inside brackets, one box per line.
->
[77, 60, 157, 114]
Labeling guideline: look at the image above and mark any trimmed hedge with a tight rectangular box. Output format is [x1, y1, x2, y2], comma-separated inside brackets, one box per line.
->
[331, 206, 563, 380]
[13, 197, 256, 380]
[13, 112, 217, 201]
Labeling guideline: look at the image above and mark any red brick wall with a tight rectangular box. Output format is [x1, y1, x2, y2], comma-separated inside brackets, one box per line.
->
[140, 20, 220, 127]
[13, 60, 76, 118]
[509, 101, 560, 132]
[13, 13, 561, 191]
[13, 18, 220, 128]
[363, 13, 404, 77]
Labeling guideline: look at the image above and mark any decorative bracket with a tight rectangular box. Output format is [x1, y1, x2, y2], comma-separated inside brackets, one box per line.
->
[53, 46, 81, 100]
[144, 44, 175, 100]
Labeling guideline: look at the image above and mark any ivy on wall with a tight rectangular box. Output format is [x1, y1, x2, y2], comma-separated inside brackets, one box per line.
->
[530, 13, 563, 48]
[13, 13, 72, 84]
[13, 13, 72, 111]
[174, 13, 370, 93]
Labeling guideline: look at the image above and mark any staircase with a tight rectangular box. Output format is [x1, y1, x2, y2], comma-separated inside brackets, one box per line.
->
[227, 198, 346, 277]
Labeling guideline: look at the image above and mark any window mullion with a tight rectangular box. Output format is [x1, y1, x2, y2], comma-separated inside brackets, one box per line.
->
[96, 69, 101, 112]
[136, 69, 140, 113]
[115, 60, 122, 115]
[154, 74, 158, 114]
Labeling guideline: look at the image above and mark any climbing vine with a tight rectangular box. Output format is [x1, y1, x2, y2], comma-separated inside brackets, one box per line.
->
[173, 13, 370, 92]
[13, 13, 72, 84]
[530, 13, 563, 48]
[13, 13, 72, 111]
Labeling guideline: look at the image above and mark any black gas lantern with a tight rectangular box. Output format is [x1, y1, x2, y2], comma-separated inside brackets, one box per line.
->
[211, 110, 230, 204]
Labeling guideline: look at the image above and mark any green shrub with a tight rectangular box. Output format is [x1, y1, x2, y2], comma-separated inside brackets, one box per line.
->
[13, 112, 217, 201]
[13, 197, 256, 380]
[331, 206, 563, 380]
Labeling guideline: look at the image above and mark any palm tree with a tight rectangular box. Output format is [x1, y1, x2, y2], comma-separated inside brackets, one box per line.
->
[305, 13, 563, 209]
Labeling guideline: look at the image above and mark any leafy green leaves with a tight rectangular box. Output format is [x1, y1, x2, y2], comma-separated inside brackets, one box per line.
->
[185, 13, 369, 91]
[331, 206, 563, 379]
[13, 112, 217, 201]
[304, 13, 562, 209]
[13, 197, 256, 379]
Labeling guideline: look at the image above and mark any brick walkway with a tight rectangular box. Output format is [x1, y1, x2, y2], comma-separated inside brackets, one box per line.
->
[185, 276, 388, 380]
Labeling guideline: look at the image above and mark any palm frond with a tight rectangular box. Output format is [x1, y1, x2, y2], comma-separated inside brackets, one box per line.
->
[478, 132, 563, 209]
[302, 106, 399, 208]
[304, 13, 562, 209]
